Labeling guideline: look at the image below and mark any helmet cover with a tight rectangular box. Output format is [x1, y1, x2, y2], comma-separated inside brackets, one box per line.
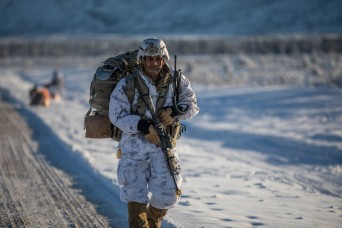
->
[137, 38, 170, 62]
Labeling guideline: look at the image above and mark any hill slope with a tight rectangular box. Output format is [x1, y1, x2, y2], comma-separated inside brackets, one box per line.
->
[1, 0, 341, 36]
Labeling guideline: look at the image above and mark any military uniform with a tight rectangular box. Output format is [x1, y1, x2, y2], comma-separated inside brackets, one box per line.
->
[109, 38, 199, 228]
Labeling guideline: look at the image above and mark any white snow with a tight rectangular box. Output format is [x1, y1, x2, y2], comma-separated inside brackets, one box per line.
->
[1, 52, 341, 227]
[1, 0, 342, 227]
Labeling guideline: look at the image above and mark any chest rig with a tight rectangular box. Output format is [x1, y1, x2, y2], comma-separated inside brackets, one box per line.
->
[125, 65, 182, 147]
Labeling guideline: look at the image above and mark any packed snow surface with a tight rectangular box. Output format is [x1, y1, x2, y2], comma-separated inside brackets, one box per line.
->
[1, 53, 341, 227]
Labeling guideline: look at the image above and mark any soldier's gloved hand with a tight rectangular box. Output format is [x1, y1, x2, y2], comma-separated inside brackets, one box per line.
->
[159, 107, 175, 126]
[138, 119, 161, 145]
[145, 125, 161, 145]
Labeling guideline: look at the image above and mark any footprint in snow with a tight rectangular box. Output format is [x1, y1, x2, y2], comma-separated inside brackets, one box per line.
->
[180, 194, 191, 199]
[254, 182, 266, 189]
[247, 216, 264, 227]
[178, 200, 190, 206]
[251, 222, 265, 226]
[205, 202, 216, 205]
[221, 218, 233, 222]
[211, 208, 224, 211]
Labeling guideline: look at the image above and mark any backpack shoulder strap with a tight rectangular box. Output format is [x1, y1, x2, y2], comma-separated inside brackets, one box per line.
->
[156, 65, 173, 111]
[124, 73, 136, 105]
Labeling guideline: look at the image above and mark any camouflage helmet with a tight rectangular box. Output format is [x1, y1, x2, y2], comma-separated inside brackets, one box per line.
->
[137, 38, 170, 63]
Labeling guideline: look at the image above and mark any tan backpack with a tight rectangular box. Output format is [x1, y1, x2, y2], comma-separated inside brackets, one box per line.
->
[84, 50, 138, 141]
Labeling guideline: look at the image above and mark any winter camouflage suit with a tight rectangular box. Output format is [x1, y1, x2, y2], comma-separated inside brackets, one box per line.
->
[109, 38, 199, 227]
[109, 66, 198, 202]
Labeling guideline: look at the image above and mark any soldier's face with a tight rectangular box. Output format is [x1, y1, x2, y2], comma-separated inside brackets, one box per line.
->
[143, 56, 164, 76]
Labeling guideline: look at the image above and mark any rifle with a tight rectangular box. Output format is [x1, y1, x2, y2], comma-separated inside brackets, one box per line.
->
[173, 55, 188, 115]
[134, 70, 182, 196]
[149, 104, 182, 196]
[142, 92, 182, 196]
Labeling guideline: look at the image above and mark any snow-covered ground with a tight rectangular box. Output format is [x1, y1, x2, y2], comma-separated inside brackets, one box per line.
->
[1, 0, 341, 227]
[1, 52, 341, 227]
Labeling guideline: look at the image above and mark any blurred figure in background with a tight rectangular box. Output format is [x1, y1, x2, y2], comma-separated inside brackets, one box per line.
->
[29, 70, 64, 107]
[45, 70, 64, 101]
[29, 84, 51, 107]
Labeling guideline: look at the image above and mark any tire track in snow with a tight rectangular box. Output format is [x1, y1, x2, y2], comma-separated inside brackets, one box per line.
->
[0, 102, 109, 227]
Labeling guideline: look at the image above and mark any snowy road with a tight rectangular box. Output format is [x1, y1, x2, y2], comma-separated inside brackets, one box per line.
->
[0, 101, 126, 227]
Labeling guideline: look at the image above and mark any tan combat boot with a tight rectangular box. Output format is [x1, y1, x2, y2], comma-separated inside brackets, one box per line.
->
[147, 204, 168, 228]
[128, 202, 149, 228]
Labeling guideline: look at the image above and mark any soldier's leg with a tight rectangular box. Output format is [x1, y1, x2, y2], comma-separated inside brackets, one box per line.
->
[147, 204, 167, 228]
[147, 150, 182, 224]
[117, 157, 150, 227]
[128, 202, 149, 228]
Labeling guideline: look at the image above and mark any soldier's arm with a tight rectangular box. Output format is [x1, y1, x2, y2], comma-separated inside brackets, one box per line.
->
[176, 74, 199, 120]
[109, 79, 140, 134]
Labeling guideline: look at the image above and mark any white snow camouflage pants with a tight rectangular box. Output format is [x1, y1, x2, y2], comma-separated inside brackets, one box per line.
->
[117, 147, 182, 209]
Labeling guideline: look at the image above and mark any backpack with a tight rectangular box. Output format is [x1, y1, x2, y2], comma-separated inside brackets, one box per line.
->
[84, 50, 139, 141]
[84, 50, 184, 144]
